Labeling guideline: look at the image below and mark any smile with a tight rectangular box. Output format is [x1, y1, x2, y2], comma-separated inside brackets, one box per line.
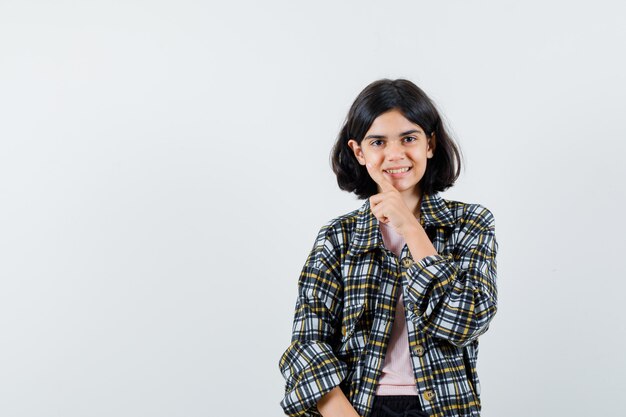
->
[383, 167, 411, 174]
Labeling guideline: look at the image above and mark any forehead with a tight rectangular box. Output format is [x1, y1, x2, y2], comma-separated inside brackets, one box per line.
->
[367, 109, 424, 133]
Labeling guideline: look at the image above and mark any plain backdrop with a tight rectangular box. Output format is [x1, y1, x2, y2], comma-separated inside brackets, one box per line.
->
[1, 1, 625, 416]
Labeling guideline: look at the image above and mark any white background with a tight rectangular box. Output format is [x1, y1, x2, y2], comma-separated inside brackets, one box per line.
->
[1, 1, 625, 416]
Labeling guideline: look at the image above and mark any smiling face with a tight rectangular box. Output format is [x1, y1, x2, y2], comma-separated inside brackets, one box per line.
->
[348, 108, 435, 199]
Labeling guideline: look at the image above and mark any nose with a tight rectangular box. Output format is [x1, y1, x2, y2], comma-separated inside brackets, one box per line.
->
[384, 140, 406, 161]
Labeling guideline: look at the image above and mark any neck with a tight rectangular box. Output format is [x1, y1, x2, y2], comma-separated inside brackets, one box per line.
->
[401, 187, 422, 217]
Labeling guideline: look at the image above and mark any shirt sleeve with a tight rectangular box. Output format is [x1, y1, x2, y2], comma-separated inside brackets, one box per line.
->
[406, 205, 499, 348]
[278, 226, 347, 417]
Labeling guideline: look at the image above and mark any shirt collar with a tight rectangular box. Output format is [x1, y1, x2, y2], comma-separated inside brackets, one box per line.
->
[348, 191, 455, 257]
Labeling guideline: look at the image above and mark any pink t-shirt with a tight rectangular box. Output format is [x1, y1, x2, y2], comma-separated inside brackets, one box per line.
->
[375, 221, 418, 396]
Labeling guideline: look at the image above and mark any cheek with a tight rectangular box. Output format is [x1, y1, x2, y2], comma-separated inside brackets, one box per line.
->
[363, 153, 383, 165]
[369, 161, 384, 171]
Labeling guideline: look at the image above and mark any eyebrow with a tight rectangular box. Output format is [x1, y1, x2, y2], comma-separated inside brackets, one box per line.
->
[364, 129, 423, 140]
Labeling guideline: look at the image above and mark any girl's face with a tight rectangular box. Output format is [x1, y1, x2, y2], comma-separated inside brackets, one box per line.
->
[348, 109, 435, 197]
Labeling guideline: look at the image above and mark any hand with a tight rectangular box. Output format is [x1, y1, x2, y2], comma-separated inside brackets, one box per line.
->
[366, 162, 422, 237]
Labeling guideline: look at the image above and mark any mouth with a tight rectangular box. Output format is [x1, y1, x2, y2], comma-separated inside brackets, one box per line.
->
[383, 167, 412, 174]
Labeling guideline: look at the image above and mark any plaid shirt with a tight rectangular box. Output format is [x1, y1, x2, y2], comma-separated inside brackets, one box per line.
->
[278, 191, 499, 417]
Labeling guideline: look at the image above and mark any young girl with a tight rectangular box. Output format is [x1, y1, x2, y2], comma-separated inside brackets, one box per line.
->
[278, 79, 499, 417]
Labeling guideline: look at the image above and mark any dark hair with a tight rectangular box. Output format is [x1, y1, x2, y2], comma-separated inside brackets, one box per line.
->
[330, 78, 463, 199]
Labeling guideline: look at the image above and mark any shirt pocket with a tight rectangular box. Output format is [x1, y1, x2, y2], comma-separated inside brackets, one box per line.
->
[463, 340, 481, 404]
[340, 303, 366, 343]
[337, 302, 370, 364]
[432, 338, 481, 410]
[337, 303, 368, 394]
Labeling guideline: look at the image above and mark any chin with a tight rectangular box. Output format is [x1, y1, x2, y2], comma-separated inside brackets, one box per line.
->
[397, 184, 418, 192]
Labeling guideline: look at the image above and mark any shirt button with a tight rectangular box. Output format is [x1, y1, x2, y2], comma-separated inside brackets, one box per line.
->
[423, 390, 436, 401]
[401, 257, 414, 268]
[413, 345, 425, 356]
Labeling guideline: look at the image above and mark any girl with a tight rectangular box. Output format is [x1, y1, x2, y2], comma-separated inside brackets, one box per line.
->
[278, 79, 499, 417]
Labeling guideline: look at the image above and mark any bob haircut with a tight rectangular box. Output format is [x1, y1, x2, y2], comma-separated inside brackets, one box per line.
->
[331, 78, 462, 200]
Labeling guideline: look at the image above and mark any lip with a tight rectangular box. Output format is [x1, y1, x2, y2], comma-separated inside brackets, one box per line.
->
[383, 166, 412, 178]
[383, 166, 412, 171]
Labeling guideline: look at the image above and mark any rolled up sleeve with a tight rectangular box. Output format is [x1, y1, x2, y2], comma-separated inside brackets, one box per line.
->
[278, 229, 346, 417]
[406, 206, 499, 348]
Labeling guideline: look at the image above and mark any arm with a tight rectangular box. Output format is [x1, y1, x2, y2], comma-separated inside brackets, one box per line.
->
[317, 386, 361, 417]
[278, 225, 358, 417]
[402, 206, 499, 347]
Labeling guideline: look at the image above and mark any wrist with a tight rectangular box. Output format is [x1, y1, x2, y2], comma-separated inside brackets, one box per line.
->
[399, 218, 423, 238]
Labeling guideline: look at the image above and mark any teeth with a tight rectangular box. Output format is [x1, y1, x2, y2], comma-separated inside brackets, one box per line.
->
[385, 167, 410, 174]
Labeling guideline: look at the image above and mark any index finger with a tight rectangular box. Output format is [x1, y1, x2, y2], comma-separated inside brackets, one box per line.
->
[367, 162, 397, 193]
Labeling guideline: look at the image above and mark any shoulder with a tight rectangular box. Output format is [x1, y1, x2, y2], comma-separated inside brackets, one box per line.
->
[303, 203, 364, 269]
[311, 206, 361, 252]
[296, 205, 363, 278]
[443, 196, 496, 231]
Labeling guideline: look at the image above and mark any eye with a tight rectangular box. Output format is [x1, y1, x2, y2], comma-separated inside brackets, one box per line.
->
[404, 136, 418, 143]
[370, 139, 384, 147]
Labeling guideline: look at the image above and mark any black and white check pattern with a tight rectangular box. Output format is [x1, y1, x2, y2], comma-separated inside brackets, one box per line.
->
[279, 191, 499, 417]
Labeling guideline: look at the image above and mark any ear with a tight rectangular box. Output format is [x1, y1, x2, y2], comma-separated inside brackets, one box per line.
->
[347, 139, 366, 165]
[427, 133, 436, 159]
